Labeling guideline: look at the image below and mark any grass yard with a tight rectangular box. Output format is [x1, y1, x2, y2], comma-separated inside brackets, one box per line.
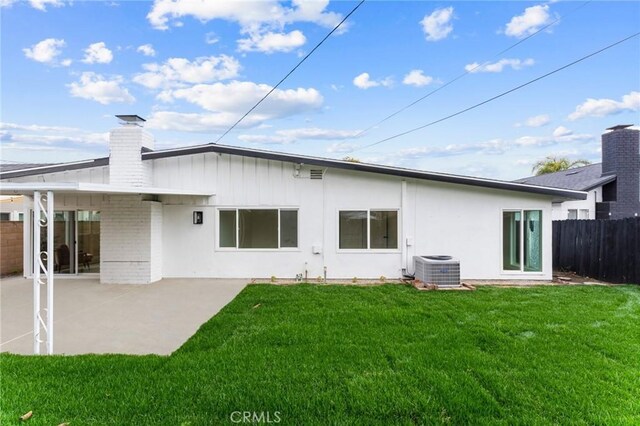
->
[1, 284, 639, 425]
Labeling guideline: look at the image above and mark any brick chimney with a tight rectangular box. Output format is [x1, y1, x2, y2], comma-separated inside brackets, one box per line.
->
[599, 124, 640, 219]
[109, 115, 154, 187]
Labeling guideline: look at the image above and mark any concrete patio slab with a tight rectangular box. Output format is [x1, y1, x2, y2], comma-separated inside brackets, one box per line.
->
[0, 276, 247, 355]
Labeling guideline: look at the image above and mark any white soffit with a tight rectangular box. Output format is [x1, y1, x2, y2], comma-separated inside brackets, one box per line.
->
[0, 182, 214, 197]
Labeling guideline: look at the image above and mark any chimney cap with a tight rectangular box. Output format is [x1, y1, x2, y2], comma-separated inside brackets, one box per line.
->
[606, 124, 633, 131]
[116, 114, 146, 124]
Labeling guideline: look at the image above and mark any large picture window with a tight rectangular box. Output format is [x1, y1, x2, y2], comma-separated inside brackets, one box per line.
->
[339, 209, 398, 250]
[219, 209, 298, 249]
[503, 210, 542, 272]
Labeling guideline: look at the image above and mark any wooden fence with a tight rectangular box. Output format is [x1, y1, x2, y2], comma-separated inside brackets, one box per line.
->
[552, 218, 640, 284]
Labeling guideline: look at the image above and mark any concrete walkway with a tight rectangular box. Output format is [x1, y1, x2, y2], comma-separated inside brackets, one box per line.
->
[0, 277, 247, 355]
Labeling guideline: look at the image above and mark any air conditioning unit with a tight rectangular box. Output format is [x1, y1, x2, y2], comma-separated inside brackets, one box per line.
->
[413, 255, 460, 287]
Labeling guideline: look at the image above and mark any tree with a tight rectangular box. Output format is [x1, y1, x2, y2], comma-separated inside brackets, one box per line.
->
[342, 156, 360, 163]
[531, 156, 591, 175]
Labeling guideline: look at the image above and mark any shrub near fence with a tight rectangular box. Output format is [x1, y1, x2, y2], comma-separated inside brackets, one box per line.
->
[552, 218, 640, 284]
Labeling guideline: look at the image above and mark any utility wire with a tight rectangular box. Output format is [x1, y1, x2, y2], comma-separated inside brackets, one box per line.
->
[354, 31, 640, 152]
[214, 0, 366, 144]
[351, 0, 593, 139]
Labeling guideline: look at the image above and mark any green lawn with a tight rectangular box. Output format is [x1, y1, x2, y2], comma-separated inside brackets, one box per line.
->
[2, 284, 639, 425]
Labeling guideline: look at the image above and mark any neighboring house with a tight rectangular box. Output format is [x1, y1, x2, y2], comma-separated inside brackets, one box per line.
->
[516, 125, 640, 221]
[0, 115, 585, 284]
[0, 195, 25, 221]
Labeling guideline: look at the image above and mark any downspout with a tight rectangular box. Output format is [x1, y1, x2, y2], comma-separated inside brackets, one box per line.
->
[401, 180, 408, 275]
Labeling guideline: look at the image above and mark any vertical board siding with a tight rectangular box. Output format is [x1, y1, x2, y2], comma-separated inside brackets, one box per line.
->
[552, 218, 640, 284]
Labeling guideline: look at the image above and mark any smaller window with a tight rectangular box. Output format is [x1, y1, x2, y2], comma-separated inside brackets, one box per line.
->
[280, 210, 298, 248]
[578, 209, 589, 219]
[567, 209, 578, 220]
[0, 213, 10, 221]
[219, 210, 237, 248]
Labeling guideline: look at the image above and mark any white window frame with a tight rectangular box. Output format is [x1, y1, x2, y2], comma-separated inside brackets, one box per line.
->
[501, 208, 543, 275]
[567, 209, 578, 220]
[216, 207, 299, 252]
[336, 208, 400, 253]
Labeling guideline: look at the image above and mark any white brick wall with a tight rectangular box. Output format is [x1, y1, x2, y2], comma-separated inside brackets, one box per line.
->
[109, 125, 154, 187]
[100, 195, 162, 284]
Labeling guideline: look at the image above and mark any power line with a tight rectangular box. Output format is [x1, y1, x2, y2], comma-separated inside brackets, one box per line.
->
[354, 31, 640, 152]
[351, 0, 593, 139]
[214, 0, 366, 144]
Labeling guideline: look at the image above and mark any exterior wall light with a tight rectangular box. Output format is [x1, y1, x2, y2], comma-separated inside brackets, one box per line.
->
[193, 211, 203, 225]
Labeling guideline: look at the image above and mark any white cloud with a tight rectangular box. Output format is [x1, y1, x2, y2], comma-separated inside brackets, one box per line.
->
[397, 139, 508, 160]
[23, 38, 65, 64]
[147, 0, 342, 31]
[465, 58, 534, 73]
[29, 0, 64, 10]
[327, 142, 358, 153]
[504, 4, 552, 38]
[5, 0, 66, 11]
[82, 42, 114, 64]
[568, 91, 640, 121]
[402, 69, 434, 87]
[514, 130, 592, 147]
[205, 32, 219, 45]
[0, 121, 109, 156]
[133, 55, 240, 89]
[238, 30, 306, 53]
[168, 81, 323, 115]
[420, 7, 454, 41]
[146, 111, 260, 132]
[515, 114, 550, 128]
[147, 81, 323, 132]
[0, 122, 79, 132]
[238, 127, 361, 145]
[68, 72, 135, 105]
[137, 44, 156, 57]
[353, 72, 393, 90]
[552, 126, 572, 137]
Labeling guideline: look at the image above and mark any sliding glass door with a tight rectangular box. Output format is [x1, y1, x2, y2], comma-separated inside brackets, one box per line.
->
[39, 211, 76, 274]
[77, 211, 100, 273]
[33, 210, 100, 275]
[502, 210, 542, 272]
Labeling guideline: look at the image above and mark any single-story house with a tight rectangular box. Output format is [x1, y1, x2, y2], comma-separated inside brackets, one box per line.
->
[0, 115, 587, 284]
[515, 125, 639, 221]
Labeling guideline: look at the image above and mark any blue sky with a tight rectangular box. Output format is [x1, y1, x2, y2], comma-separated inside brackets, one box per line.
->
[1, 0, 639, 180]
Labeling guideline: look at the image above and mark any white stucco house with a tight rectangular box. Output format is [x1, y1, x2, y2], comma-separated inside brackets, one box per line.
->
[0, 115, 587, 284]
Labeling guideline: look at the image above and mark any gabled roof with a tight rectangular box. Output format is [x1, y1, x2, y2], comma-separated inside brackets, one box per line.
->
[514, 163, 615, 192]
[0, 143, 587, 200]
